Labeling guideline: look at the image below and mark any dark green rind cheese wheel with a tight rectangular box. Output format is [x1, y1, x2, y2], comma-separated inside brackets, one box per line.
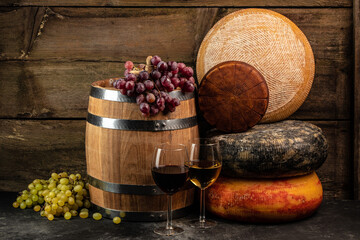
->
[207, 120, 328, 178]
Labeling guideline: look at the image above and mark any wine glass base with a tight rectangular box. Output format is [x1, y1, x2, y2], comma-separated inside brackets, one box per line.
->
[153, 226, 184, 236]
[189, 219, 217, 229]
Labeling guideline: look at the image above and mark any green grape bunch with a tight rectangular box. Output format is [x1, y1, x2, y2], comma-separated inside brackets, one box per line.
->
[12, 172, 120, 223]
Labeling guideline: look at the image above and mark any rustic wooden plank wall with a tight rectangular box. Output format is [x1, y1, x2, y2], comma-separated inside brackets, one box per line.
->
[0, 0, 356, 199]
[354, 0, 360, 200]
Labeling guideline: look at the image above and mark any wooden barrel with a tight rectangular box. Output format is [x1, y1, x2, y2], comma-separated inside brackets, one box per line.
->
[85, 79, 198, 221]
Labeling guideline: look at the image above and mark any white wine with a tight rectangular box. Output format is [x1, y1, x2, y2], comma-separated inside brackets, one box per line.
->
[188, 161, 222, 189]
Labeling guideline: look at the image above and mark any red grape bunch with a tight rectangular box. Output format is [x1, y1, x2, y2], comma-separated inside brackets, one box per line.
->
[113, 55, 196, 117]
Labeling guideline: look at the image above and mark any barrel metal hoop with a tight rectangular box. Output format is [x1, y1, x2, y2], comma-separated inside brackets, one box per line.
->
[90, 86, 195, 102]
[87, 113, 197, 131]
[91, 203, 192, 221]
[88, 175, 165, 195]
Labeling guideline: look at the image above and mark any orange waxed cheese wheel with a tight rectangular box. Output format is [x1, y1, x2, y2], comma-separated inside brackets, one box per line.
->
[206, 172, 323, 223]
[198, 61, 269, 132]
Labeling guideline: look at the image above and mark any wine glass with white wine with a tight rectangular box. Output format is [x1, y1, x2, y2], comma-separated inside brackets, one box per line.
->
[186, 138, 222, 229]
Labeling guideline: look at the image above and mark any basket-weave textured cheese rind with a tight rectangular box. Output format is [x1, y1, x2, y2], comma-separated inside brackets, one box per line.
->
[196, 9, 315, 123]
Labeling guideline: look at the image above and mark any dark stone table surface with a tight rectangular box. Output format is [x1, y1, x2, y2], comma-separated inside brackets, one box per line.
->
[1, 192, 359, 240]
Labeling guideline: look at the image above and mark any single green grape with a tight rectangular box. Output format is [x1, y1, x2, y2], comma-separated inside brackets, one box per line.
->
[63, 206, 70, 213]
[48, 183, 56, 190]
[82, 189, 88, 197]
[20, 202, 27, 209]
[74, 185, 83, 193]
[75, 174, 81, 180]
[30, 189, 38, 195]
[75, 195, 83, 201]
[13, 202, 20, 208]
[33, 205, 41, 212]
[65, 190, 72, 197]
[113, 217, 121, 224]
[68, 197, 75, 205]
[33, 179, 40, 185]
[35, 184, 43, 191]
[69, 174, 76, 181]
[58, 200, 65, 207]
[21, 194, 28, 200]
[64, 212, 72, 220]
[78, 181, 84, 188]
[60, 195, 68, 202]
[40, 210, 45, 217]
[120, 212, 126, 218]
[92, 213, 102, 220]
[84, 200, 91, 209]
[79, 211, 88, 219]
[45, 196, 51, 203]
[75, 200, 83, 208]
[52, 197, 59, 204]
[31, 194, 39, 202]
[52, 203, 58, 210]
[70, 210, 78, 217]
[51, 172, 59, 180]
[60, 178, 69, 185]
[71, 203, 79, 211]
[42, 190, 50, 197]
[47, 214, 54, 221]
[51, 209, 57, 215]
[56, 206, 63, 214]
[45, 205, 51, 212]
[25, 198, 33, 206]
[16, 196, 23, 203]
[38, 197, 44, 204]
[80, 208, 88, 212]
[28, 183, 35, 190]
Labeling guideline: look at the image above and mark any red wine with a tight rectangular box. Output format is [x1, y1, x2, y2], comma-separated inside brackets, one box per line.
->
[152, 165, 189, 195]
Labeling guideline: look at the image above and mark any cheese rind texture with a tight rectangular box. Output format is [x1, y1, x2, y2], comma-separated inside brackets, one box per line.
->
[207, 120, 328, 178]
[206, 172, 323, 223]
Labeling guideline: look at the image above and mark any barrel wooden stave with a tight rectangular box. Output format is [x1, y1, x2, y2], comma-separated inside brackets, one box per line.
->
[86, 123, 199, 184]
[89, 185, 194, 211]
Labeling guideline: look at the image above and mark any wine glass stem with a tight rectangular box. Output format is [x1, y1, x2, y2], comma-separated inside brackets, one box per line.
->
[166, 194, 173, 230]
[200, 189, 206, 224]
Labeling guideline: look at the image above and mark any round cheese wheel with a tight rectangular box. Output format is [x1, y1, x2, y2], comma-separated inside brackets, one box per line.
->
[207, 120, 328, 178]
[197, 9, 315, 123]
[206, 172, 323, 223]
[199, 61, 269, 132]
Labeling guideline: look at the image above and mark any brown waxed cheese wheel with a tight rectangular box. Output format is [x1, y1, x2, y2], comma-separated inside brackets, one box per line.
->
[196, 9, 315, 123]
[198, 61, 269, 132]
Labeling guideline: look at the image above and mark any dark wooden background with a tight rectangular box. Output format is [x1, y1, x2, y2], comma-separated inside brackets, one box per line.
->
[0, 0, 359, 200]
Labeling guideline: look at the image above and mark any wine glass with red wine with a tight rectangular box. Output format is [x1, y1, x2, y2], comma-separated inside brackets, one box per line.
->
[151, 143, 189, 236]
[186, 138, 222, 229]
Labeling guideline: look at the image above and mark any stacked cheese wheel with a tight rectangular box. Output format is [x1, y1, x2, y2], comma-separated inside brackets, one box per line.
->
[205, 121, 328, 223]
